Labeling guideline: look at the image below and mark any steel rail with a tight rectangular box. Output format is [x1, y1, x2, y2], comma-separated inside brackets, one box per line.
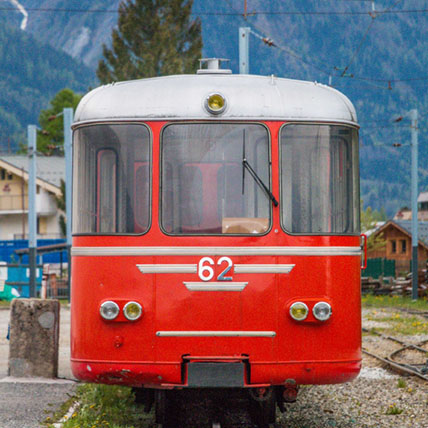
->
[362, 327, 428, 381]
[362, 349, 428, 381]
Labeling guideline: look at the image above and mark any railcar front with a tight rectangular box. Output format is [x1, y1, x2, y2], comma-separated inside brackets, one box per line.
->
[70, 67, 362, 425]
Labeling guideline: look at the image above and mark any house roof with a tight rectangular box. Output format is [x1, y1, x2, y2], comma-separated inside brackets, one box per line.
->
[418, 192, 428, 203]
[0, 155, 64, 196]
[376, 220, 428, 250]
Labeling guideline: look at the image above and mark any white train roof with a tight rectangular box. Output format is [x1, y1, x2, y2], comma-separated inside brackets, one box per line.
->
[74, 73, 358, 125]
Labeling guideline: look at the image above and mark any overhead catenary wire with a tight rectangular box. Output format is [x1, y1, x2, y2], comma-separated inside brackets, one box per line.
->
[339, 18, 376, 77]
[0, 5, 428, 16]
[338, 0, 404, 77]
[226, 0, 428, 88]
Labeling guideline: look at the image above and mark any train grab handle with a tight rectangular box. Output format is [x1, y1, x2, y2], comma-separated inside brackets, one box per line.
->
[360, 234, 367, 270]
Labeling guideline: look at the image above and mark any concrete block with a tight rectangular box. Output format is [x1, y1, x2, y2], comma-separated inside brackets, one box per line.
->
[8, 299, 60, 378]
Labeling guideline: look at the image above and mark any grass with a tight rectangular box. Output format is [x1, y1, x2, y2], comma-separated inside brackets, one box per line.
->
[362, 295, 428, 335]
[385, 404, 404, 415]
[44, 384, 154, 428]
[362, 294, 428, 311]
[397, 378, 407, 388]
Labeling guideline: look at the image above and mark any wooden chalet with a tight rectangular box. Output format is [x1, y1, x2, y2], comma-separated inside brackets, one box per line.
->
[368, 220, 428, 274]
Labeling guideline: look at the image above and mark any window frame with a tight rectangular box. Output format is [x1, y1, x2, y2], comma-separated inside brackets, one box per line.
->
[159, 121, 273, 237]
[279, 122, 360, 236]
[72, 121, 153, 236]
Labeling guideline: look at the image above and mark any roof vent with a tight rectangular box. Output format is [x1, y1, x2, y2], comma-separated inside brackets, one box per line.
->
[197, 58, 232, 74]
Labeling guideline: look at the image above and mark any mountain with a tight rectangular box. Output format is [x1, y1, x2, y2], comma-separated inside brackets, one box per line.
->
[23, 0, 121, 68]
[1, 0, 427, 216]
[0, 13, 95, 150]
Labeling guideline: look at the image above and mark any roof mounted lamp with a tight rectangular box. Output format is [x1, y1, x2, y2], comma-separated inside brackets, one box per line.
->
[205, 93, 227, 115]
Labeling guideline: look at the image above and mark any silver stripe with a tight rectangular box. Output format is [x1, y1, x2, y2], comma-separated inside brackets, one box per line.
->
[156, 331, 276, 337]
[234, 264, 295, 273]
[137, 264, 197, 274]
[72, 246, 361, 257]
[184, 282, 248, 291]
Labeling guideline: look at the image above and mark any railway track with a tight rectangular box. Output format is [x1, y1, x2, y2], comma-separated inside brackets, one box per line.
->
[396, 308, 428, 320]
[362, 327, 428, 381]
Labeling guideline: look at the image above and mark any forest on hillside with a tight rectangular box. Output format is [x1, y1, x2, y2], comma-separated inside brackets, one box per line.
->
[0, 14, 94, 150]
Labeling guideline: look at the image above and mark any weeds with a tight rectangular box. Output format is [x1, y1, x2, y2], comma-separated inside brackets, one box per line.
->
[397, 378, 406, 388]
[385, 404, 403, 415]
[362, 296, 428, 335]
[362, 295, 428, 311]
[44, 384, 154, 428]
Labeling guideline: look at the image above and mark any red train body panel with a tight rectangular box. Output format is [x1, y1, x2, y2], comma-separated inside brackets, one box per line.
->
[71, 116, 362, 389]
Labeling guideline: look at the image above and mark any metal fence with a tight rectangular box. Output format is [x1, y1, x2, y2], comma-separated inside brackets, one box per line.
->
[362, 258, 396, 279]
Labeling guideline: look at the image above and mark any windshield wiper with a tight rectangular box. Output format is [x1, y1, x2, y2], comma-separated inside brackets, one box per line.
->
[241, 130, 279, 207]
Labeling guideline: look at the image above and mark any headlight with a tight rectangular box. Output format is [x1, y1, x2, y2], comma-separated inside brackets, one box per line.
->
[205, 93, 226, 115]
[313, 302, 332, 321]
[123, 301, 143, 321]
[289, 302, 309, 321]
[100, 301, 119, 320]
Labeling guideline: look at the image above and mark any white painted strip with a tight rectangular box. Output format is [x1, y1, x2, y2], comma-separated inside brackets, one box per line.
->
[72, 246, 361, 257]
[234, 264, 295, 273]
[52, 401, 79, 427]
[137, 264, 197, 274]
[156, 331, 276, 337]
[184, 282, 248, 291]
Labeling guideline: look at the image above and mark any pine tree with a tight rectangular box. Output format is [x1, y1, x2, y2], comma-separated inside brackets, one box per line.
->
[97, 0, 202, 83]
[37, 88, 82, 155]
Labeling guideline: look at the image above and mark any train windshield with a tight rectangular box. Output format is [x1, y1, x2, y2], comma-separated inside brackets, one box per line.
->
[161, 123, 271, 235]
[73, 124, 151, 234]
[280, 124, 359, 234]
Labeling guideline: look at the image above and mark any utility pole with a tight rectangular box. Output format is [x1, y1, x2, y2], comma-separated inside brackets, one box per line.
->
[239, 27, 250, 74]
[63, 108, 73, 302]
[410, 109, 419, 300]
[27, 125, 37, 298]
[21, 167, 25, 238]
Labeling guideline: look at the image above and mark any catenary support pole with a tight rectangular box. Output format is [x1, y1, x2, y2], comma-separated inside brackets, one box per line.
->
[63, 108, 73, 302]
[410, 109, 418, 300]
[27, 125, 37, 298]
[239, 27, 250, 74]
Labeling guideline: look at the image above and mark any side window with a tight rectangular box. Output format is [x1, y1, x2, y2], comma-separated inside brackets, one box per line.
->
[73, 124, 151, 234]
[280, 124, 359, 234]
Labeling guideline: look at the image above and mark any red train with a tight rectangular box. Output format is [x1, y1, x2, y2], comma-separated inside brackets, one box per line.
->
[71, 59, 362, 427]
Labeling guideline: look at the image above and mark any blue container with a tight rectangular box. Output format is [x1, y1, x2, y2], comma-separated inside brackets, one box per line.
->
[5, 266, 43, 297]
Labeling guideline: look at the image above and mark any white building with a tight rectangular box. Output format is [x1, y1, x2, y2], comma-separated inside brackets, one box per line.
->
[0, 156, 65, 240]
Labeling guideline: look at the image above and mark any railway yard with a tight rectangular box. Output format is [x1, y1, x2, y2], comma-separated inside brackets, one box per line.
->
[1, 299, 428, 427]
[275, 306, 428, 428]
[35, 298, 427, 428]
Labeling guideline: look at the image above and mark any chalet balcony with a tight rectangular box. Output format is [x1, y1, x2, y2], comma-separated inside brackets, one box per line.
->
[0, 194, 28, 212]
[0, 193, 58, 216]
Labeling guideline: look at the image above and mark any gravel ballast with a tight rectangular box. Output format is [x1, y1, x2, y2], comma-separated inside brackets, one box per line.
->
[277, 307, 428, 428]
